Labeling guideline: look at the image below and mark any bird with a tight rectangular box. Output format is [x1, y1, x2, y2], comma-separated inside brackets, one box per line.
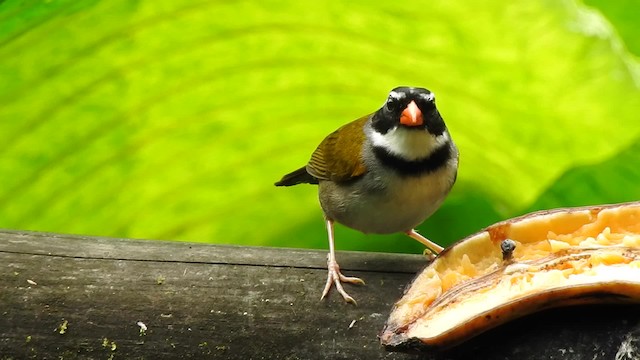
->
[275, 86, 459, 304]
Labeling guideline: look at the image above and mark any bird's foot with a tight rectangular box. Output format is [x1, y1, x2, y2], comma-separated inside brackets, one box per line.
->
[422, 248, 437, 261]
[406, 229, 443, 258]
[320, 257, 365, 304]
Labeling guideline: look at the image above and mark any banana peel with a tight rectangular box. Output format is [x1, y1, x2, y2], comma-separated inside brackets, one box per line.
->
[381, 201, 640, 351]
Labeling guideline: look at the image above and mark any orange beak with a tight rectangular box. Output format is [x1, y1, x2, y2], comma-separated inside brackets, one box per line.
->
[399, 100, 423, 126]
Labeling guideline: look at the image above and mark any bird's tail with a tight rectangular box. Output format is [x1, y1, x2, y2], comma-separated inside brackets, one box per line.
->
[274, 167, 319, 186]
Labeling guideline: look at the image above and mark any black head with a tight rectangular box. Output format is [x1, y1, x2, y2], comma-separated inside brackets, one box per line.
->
[371, 86, 446, 136]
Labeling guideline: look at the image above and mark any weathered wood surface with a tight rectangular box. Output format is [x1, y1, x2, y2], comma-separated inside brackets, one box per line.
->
[1, 230, 640, 360]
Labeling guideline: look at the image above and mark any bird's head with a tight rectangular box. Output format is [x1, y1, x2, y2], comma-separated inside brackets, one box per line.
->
[371, 86, 446, 136]
[369, 87, 450, 161]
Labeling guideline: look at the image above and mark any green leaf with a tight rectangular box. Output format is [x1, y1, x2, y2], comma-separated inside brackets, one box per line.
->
[0, 0, 638, 253]
[583, 0, 640, 57]
[526, 138, 640, 212]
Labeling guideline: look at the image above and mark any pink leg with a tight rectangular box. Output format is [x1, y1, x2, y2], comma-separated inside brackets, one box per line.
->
[406, 229, 444, 256]
[320, 218, 365, 304]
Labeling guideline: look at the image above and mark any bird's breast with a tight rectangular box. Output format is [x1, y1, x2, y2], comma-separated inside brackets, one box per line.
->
[319, 159, 457, 234]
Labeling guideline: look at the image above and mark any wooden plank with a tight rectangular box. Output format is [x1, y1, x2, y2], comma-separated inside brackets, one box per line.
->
[0, 230, 425, 359]
[2, 230, 640, 359]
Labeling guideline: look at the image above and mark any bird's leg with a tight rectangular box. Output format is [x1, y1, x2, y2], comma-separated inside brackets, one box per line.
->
[320, 218, 365, 304]
[406, 229, 444, 259]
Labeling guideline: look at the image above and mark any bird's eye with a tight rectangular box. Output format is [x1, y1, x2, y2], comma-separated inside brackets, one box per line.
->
[386, 96, 400, 111]
[421, 92, 435, 103]
[386, 95, 402, 111]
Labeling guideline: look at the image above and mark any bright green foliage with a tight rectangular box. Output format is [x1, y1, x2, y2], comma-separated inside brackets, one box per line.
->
[0, 0, 638, 254]
[584, 0, 640, 57]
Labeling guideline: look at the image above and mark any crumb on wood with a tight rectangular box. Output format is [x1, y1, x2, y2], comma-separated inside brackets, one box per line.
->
[137, 321, 148, 336]
[102, 337, 117, 351]
[56, 320, 68, 335]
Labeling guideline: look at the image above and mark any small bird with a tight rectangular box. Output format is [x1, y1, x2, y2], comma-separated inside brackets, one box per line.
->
[275, 86, 459, 304]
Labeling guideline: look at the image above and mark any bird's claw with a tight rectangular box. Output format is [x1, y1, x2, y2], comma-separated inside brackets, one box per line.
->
[320, 258, 364, 304]
[422, 248, 437, 261]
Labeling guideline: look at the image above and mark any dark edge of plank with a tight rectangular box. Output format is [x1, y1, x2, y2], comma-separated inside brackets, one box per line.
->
[0, 229, 427, 273]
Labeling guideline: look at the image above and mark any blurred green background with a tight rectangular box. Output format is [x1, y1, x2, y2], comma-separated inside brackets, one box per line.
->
[1, 0, 639, 254]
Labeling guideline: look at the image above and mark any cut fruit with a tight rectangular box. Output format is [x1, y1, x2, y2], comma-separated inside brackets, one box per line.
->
[381, 201, 640, 352]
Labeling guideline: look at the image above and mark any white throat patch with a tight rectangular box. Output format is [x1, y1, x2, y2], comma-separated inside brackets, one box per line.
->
[370, 127, 449, 161]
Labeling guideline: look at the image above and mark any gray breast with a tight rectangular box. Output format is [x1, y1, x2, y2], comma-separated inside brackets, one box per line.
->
[318, 156, 457, 234]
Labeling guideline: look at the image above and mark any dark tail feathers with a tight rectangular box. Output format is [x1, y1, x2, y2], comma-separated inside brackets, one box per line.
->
[275, 167, 319, 186]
